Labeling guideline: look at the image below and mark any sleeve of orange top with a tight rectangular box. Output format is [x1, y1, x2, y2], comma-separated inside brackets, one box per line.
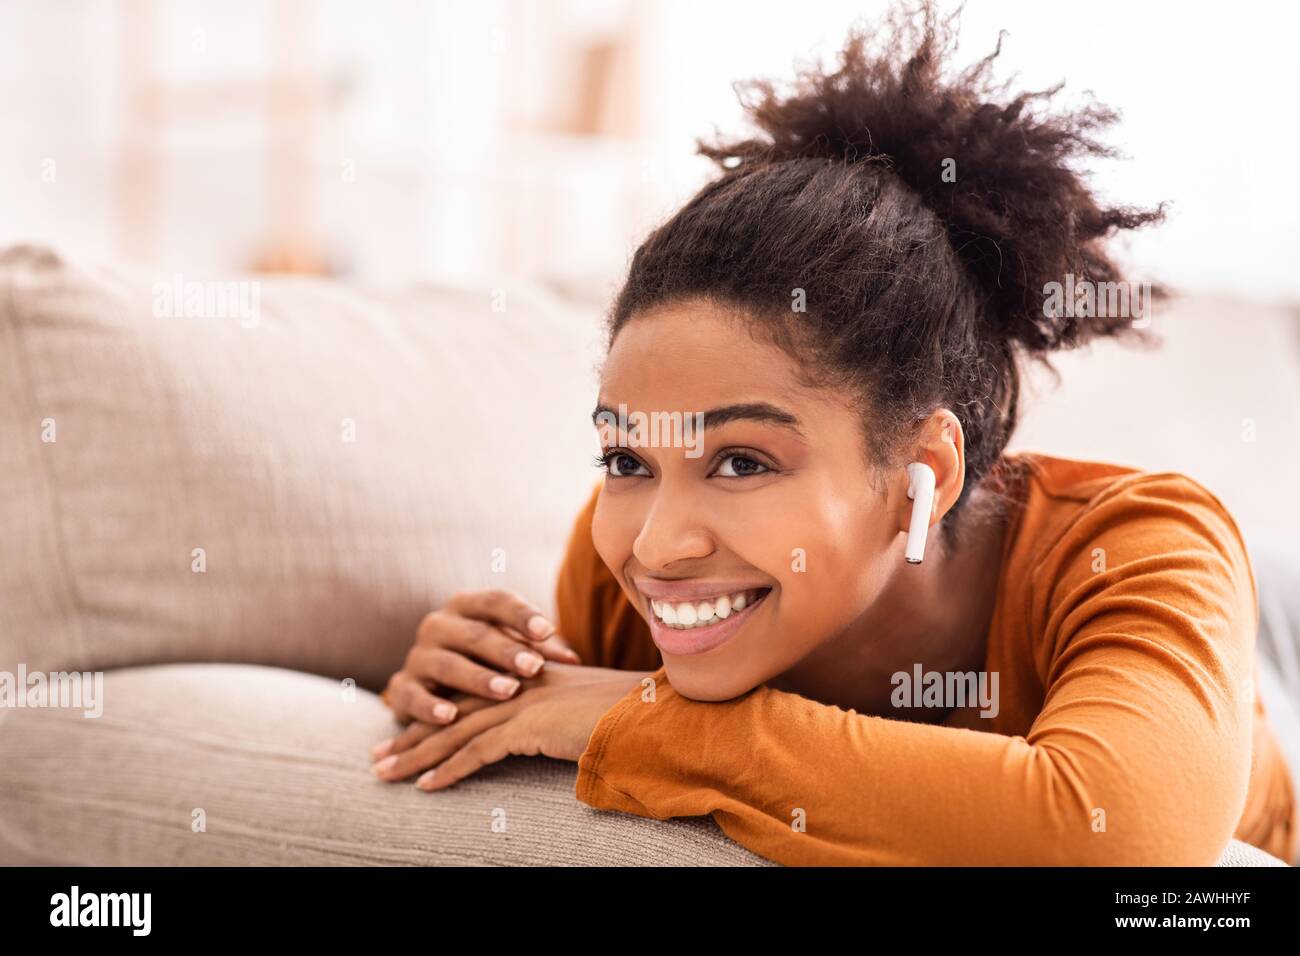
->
[573, 474, 1260, 866]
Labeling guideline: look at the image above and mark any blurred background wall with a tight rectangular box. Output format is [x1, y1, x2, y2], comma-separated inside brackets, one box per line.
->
[4, 0, 1297, 297]
[1, 0, 1297, 552]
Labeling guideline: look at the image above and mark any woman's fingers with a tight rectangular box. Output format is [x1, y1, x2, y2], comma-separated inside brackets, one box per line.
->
[372, 699, 515, 782]
[533, 632, 583, 664]
[406, 645, 526, 701]
[371, 718, 438, 760]
[419, 611, 550, 679]
[443, 588, 559, 644]
[500, 625, 583, 665]
[373, 695, 497, 760]
[381, 590, 586, 739]
[415, 722, 517, 791]
[382, 670, 461, 727]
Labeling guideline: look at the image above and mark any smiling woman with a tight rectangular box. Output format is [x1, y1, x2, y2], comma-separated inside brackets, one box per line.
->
[374, 0, 1296, 865]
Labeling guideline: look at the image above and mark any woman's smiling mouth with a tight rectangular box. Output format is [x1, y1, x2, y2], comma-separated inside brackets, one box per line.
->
[634, 581, 773, 656]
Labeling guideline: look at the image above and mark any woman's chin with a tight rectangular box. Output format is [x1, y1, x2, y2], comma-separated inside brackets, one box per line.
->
[660, 661, 758, 702]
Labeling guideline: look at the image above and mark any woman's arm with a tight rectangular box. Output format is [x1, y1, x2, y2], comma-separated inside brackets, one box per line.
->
[567, 475, 1260, 866]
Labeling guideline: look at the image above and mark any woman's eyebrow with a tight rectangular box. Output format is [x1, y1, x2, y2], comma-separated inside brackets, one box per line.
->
[591, 402, 804, 437]
[699, 402, 805, 435]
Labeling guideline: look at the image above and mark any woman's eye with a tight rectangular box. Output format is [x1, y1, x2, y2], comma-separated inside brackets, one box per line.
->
[715, 453, 769, 478]
[602, 452, 650, 478]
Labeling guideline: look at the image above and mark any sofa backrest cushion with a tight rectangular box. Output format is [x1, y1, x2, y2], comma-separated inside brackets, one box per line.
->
[0, 244, 605, 688]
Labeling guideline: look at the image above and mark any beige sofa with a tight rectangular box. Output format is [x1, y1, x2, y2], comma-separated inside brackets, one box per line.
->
[0, 244, 1289, 866]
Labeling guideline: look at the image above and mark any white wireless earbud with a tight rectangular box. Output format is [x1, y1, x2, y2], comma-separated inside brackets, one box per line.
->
[904, 462, 936, 565]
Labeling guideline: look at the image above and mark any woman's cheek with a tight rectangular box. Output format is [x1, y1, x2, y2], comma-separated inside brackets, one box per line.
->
[590, 495, 635, 582]
[775, 525, 890, 645]
[745, 528, 844, 657]
[770, 566, 852, 653]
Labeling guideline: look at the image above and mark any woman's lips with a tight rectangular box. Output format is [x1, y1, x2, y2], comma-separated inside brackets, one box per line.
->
[642, 587, 771, 656]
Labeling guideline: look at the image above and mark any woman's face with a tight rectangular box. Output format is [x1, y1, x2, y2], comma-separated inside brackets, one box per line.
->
[591, 298, 907, 701]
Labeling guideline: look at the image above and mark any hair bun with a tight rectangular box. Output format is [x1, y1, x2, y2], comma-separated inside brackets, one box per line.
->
[696, 0, 1168, 355]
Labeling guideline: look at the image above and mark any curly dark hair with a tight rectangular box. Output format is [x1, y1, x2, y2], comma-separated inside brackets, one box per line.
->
[604, 0, 1169, 544]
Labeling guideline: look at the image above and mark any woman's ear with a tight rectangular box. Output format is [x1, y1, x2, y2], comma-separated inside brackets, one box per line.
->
[895, 409, 966, 540]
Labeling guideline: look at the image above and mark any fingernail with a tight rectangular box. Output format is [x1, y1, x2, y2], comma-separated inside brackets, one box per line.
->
[489, 674, 520, 697]
[371, 755, 398, 778]
[434, 702, 457, 722]
[526, 615, 555, 639]
[515, 651, 544, 676]
[416, 769, 437, 790]
[370, 738, 394, 759]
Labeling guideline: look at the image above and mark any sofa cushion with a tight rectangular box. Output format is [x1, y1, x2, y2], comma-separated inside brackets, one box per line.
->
[0, 663, 772, 866]
[0, 244, 605, 689]
[0, 663, 1284, 866]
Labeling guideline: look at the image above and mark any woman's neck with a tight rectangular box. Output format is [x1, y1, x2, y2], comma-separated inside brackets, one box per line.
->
[767, 488, 1009, 722]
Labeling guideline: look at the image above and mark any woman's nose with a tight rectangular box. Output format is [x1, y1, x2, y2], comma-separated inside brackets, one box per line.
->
[631, 497, 715, 570]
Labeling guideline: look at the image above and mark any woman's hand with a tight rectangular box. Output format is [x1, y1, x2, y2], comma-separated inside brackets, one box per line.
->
[381, 589, 583, 728]
[369, 663, 656, 790]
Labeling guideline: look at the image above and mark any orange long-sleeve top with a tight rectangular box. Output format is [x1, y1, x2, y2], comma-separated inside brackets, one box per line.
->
[557, 451, 1298, 865]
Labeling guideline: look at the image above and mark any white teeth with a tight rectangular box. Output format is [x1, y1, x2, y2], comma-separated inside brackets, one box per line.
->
[649, 589, 764, 629]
